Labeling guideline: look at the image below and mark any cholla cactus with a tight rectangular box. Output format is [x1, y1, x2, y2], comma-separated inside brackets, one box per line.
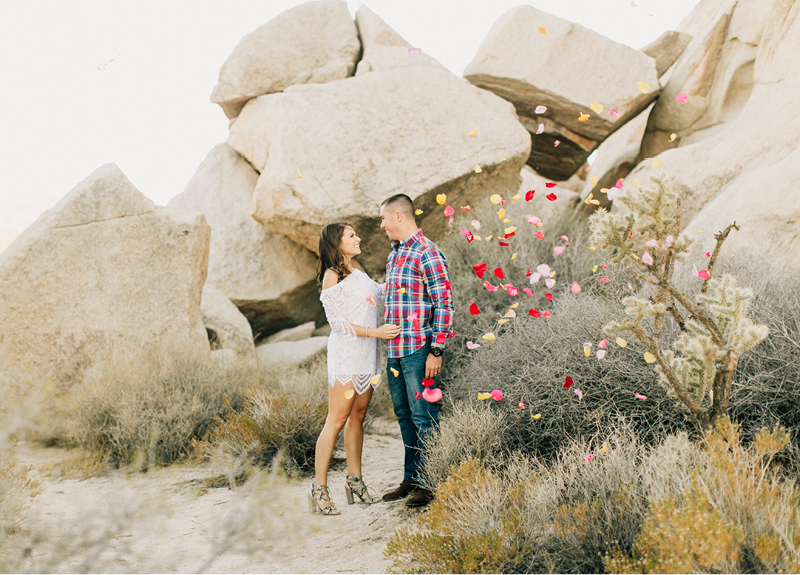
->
[589, 174, 768, 430]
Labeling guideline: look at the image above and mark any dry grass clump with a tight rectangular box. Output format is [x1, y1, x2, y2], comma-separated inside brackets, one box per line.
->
[388, 419, 800, 574]
[66, 339, 256, 470]
[201, 356, 329, 476]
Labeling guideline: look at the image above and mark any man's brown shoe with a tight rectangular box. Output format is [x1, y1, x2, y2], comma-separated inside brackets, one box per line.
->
[382, 480, 415, 501]
[405, 487, 434, 507]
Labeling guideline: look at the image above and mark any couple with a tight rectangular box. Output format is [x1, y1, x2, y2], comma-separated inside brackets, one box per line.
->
[310, 193, 454, 515]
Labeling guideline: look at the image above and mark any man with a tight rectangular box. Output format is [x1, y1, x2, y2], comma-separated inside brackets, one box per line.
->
[379, 193, 454, 507]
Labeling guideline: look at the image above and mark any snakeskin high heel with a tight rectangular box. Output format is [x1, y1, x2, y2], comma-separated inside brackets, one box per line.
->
[309, 481, 340, 515]
[345, 475, 382, 504]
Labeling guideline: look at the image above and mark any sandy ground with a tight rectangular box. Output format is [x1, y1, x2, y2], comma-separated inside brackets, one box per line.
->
[8, 417, 419, 574]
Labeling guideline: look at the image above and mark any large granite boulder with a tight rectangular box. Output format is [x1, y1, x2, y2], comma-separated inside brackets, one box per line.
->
[622, 0, 800, 274]
[354, 5, 446, 76]
[641, 31, 694, 77]
[201, 283, 256, 365]
[255, 336, 328, 368]
[0, 164, 210, 388]
[168, 143, 323, 340]
[210, 0, 360, 119]
[227, 65, 531, 274]
[463, 5, 660, 181]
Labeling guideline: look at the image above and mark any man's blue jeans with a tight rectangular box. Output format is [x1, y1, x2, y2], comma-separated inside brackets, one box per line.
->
[387, 341, 440, 489]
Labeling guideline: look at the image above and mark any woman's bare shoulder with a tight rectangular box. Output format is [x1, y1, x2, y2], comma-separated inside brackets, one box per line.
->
[322, 268, 339, 291]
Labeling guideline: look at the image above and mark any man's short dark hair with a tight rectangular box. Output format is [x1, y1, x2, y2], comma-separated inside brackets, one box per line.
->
[381, 194, 415, 220]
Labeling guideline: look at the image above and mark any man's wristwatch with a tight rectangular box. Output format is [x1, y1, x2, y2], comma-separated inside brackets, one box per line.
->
[430, 347, 444, 357]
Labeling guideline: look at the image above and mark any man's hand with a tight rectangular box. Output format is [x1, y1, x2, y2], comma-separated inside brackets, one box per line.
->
[425, 354, 443, 379]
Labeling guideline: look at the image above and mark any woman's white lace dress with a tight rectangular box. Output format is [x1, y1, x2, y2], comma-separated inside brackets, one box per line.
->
[319, 269, 385, 394]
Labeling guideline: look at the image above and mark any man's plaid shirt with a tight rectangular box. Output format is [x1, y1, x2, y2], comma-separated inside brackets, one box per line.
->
[384, 229, 454, 359]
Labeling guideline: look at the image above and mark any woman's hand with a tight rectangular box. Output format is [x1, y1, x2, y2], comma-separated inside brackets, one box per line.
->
[371, 323, 401, 339]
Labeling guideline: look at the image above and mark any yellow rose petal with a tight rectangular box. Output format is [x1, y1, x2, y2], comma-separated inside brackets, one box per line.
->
[600, 442, 608, 453]
[474, 164, 482, 173]
[473, 235, 482, 241]
[497, 208, 506, 219]
[632, 179, 640, 189]
[668, 133, 677, 143]
[592, 265, 598, 273]
[370, 374, 381, 385]
[490, 194, 503, 205]
[538, 26, 547, 34]
[589, 247, 596, 252]
[549, 271, 556, 278]
[638, 81, 650, 94]
[485, 235, 493, 241]
[468, 128, 478, 137]
[436, 194, 446, 205]
[414, 209, 423, 215]
[504, 226, 517, 235]
[511, 252, 518, 260]
[511, 194, 521, 201]
[504, 309, 517, 318]
[583, 346, 591, 357]
[532, 413, 542, 419]
[478, 392, 492, 400]
[651, 158, 663, 168]
[644, 352, 657, 364]
[390, 367, 400, 377]
[498, 319, 509, 325]
[297, 167, 303, 179]
[591, 175, 599, 187]
[482, 332, 496, 342]
[398, 288, 406, 295]
[460, 154, 468, 159]
[510, 303, 520, 309]
[590, 103, 604, 114]
[615, 337, 627, 348]
[579, 112, 590, 122]
[344, 389, 355, 399]
[503, 218, 511, 224]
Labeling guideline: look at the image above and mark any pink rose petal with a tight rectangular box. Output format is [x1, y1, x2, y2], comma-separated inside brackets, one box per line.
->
[554, 140, 560, 147]
[610, 108, 619, 118]
[574, 388, 583, 401]
[444, 206, 454, 216]
[543, 311, 551, 318]
[507, 287, 519, 296]
[536, 264, 550, 277]
[596, 349, 607, 359]
[523, 288, 533, 297]
[533, 231, 544, 239]
[635, 392, 647, 401]
[571, 282, 581, 294]
[490, 389, 503, 401]
[645, 239, 658, 249]
[676, 92, 688, 103]
[536, 123, 544, 135]
[466, 341, 481, 350]
[642, 251, 653, 265]
[545, 278, 556, 289]
[598, 339, 608, 349]
[615, 178, 624, 189]
[534, 105, 547, 114]
[553, 246, 565, 255]
[598, 278, 609, 283]
[561, 235, 570, 245]
[422, 387, 442, 402]
[530, 272, 541, 284]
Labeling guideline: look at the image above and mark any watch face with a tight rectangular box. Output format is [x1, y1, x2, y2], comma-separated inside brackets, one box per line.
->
[431, 348, 443, 357]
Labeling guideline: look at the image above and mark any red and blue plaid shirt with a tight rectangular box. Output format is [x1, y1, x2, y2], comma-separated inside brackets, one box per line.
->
[384, 229, 454, 358]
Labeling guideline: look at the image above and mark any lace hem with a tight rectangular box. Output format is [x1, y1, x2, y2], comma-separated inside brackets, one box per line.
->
[329, 374, 381, 395]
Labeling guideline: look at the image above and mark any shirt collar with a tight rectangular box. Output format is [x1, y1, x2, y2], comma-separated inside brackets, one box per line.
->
[391, 228, 423, 250]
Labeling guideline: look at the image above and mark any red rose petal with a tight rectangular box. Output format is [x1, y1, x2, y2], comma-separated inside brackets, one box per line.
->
[545, 182, 557, 188]
[525, 189, 535, 201]
[529, 309, 541, 318]
[546, 193, 557, 201]
[469, 301, 480, 315]
[563, 376, 573, 390]
[472, 263, 487, 278]
[545, 293, 553, 302]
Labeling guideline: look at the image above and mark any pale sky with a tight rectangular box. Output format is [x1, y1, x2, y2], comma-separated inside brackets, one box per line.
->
[0, 0, 701, 239]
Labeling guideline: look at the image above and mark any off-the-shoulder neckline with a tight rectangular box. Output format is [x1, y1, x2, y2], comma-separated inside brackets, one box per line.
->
[320, 268, 365, 295]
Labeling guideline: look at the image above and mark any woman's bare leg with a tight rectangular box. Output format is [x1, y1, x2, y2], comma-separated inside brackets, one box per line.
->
[344, 386, 374, 478]
[315, 381, 356, 485]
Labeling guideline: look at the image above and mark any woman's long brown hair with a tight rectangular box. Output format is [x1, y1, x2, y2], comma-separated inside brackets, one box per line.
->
[317, 221, 355, 291]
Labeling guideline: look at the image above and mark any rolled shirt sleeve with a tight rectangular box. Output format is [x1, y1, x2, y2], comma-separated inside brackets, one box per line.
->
[420, 249, 454, 350]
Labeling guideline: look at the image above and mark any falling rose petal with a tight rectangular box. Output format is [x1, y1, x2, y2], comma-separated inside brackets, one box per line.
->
[554, 140, 561, 147]
[415, 209, 423, 215]
[398, 288, 406, 295]
[545, 278, 556, 289]
[297, 167, 303, 179]
[469, 301, 480, 315]
[533, 231, 544, 239]
[507, 287, 519, 296]
[366, 293, 376, 306]
[422, 387, 442, 402]
[545, 293, 553, 303]
[705, 251, 711, 257]
[598, 278, 609, 283]
[665, 235, 674, 246]
[532, 413, 542, 419]
[606, 187, 619, 201]
[483, 281, 499, 292]
[591, 175, 599, 187]
[448, 216, 453, 226]
[543, 311, 551, 318]
[698, 269, 710, 280]
[490, 389, 503, 401]
[461, 227, 474, 243]
[600, 443, 608, 453]
[642, 251, 653, 265]
[545, 182, 558, 188]
[592, 265, 598, 273]
[345, 389, 355, 399]
[436, 194, 446, 205]
[571, 281, 581, 294]
[561, 235, 570, 244]
[546, 193, 557, 201]
[538, 26, 547, 34]
[536, 123, 545, 134]
[482, 332, 496, 341]
[370, 374, 381, 386]
[422, 378, 435, 387]
[610, 108, 619, 118]
[597, 349, 607, 359]
[525, 189, 535, 201]
[579, 112, 590, 122]
[468, 128, 478, 137]
[603, 264, 608, 269]
[390, 367, 400, 377]
[494, 267, 505, 279]
[504, 226, 517, 235]
[563, 376, 574, 390]
[466, 341, 481, 350]
[574, 388, 583, 401]
[512, 252, 518, 260]
[615, 337, 627, 348]
[523, 288, 533, 297]
[635, 392, 647, 401]
[529, 309, 541, 318]
[436, 332, 446, 345]
[477, 392, 491, 400]
[644, 352, 657, 364]
[535, 105, 547, 114]
[583, 346, 591, 357]
[518, 400, 525, 409]
[461, 206, 471, 211]
[676, 92, 688, 103]
[638, 81, 650, 93]
[444, 206, 455, 216]
[499, 241, 509, 247]
[530, 272, 541, 284]
[408, 47, 422, 58]
[490, 194, 503, 204]
[598, 339, 608, 349]
[651, 158, 663, 169]
[615, 178, 624, 189]
[583, 453, 593, 462]
[472, 263, 488, 278]
[590, 103, 603, 114]
[668, 133, 678, 143]
[415, 391, 421, 400]
[554, 246, 565, 255]
[474, 164, 482, 173]
[472, 219, 481, 230]
[645, 239, 658, 249]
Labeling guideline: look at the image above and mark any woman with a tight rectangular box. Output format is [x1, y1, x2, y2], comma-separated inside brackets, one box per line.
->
[310, 222, 401, 515]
